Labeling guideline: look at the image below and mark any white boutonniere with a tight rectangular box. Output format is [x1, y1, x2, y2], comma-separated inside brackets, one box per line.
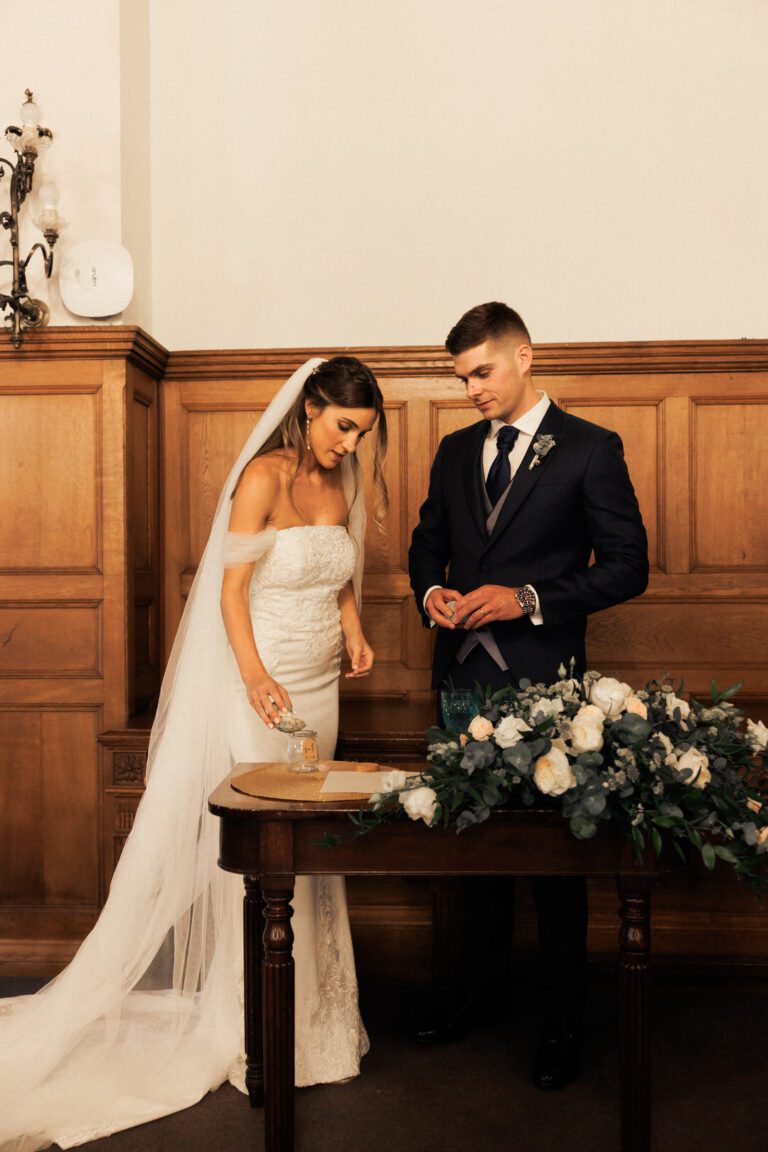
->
[529, 434, 556, 470]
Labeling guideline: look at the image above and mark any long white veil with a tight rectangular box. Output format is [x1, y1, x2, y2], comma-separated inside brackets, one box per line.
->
[0, 358, 367, 1152]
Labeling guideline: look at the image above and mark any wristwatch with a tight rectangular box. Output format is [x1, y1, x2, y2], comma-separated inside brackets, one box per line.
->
[514, 585, 537, 617]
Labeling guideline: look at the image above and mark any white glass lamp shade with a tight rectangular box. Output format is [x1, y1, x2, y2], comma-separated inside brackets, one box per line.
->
[31, 184, 62, 234]
[19, 124, 40, 155]
[19, 98, 40, 125]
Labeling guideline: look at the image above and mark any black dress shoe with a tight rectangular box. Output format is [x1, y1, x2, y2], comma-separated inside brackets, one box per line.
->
[408, 995, 479, 1045]
[533, 1030, 582, 1090]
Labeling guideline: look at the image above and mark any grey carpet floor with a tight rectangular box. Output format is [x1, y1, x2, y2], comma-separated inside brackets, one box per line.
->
[1, 972, 766, 1152]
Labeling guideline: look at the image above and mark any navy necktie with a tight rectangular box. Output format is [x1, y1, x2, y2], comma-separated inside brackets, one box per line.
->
[485, 425, 519, 506]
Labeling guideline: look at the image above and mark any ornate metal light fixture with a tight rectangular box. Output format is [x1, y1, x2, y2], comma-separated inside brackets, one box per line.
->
[0, 90, 60, 348]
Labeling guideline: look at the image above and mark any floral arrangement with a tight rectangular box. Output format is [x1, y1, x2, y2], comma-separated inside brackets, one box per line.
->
[353, 668, 768, 891]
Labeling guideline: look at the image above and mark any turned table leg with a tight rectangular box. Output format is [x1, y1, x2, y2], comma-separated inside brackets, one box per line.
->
[243, 875, 264, 1107]
[618, 880, 653, 1152]
[262, 879, 295, 1152]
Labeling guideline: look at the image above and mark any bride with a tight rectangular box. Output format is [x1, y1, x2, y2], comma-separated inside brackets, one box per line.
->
[0, 356, 388, 1151]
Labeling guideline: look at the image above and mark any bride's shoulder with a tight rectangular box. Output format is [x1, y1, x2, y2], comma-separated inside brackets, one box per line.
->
[238, 450, 294, 491]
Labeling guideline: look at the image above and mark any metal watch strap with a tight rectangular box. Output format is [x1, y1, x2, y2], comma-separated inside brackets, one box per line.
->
[515, 585, 536, 616]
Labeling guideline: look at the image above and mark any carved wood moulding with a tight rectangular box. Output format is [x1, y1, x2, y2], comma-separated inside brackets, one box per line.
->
[3, 329, 766, 380]
[0, 326, 168, 379]
[164, 341, 768, 380]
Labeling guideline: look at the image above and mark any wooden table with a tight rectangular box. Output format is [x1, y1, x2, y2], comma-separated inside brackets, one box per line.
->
[209, 771, 662, 1152]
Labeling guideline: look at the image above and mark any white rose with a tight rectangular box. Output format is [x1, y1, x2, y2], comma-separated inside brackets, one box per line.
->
[530, 696, 565, 723]
[380, 769, 408, 794]
[493, 715, 532, 748]
[665, 693, 691, 721]
[747, 719, 768, 752]
[676, 747, 711, 788]
[468, 715, 494, 741]
[570, 704, 605, 753]
[624, 695, 648, 719]
[399, 786, 438, 826]
[590, 677, 633, 718]
[533, 747, 577, 797]
[552, 677, 581, 699]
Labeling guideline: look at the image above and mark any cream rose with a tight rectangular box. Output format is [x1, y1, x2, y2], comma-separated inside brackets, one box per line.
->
[654, 731, 678, 766]
[747, 719, 768, 752]
[570, 704, 605, 754]
[530, 696, 565, 723]
[467, 715, 494, 741]
[676, 747, 711, 788]
[399, 785, 438, 825]
[380, 769, 408, 794]
[624, 695, 648, 719]
[756, 826, 768, 846]
[665, 692, 691, 720]
[493, 715, 533, 748]
[533, 747, 577, 797]
[590, 677, 633, 718]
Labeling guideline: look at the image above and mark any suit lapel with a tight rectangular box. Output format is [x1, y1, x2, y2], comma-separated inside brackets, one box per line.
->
[484, 403, 565, 550]
[463, 420, 491, 539]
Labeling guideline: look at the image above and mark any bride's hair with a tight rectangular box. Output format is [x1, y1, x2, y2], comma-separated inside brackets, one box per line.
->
[254, 356, 388, 529]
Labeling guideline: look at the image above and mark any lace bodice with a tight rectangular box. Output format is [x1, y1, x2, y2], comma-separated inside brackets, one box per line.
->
[224, 525, 358, 672]
[250, 525, 357, 619]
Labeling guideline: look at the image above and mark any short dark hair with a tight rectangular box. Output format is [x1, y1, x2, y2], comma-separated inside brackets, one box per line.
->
[445, 302, 531, 356]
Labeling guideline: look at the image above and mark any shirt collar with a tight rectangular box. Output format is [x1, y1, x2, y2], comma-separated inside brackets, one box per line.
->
[489, 391, 550, 440]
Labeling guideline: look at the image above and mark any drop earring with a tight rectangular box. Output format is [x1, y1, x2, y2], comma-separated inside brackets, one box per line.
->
[305, 416, 312, 455]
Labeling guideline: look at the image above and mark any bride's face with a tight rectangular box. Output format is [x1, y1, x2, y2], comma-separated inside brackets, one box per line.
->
[306, 403, 378, 469]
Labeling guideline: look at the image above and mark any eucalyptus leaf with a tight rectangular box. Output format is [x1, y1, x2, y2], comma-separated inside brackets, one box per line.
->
[570, 812, 598, 840]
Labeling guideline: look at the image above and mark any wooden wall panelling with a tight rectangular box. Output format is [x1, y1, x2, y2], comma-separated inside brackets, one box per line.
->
[0, 329, 166, 975]
[3, 337, 767, 976]
[159, 344, 768, 974]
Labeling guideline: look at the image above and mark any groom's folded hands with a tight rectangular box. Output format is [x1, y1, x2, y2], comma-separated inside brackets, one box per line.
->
[451, 585, 526, 628]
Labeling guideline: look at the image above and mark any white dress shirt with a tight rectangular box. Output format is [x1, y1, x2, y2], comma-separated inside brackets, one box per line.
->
[425, 391, 551, 626]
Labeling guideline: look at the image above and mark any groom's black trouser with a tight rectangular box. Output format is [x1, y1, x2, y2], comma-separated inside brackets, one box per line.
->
[440, 643, 588, 1032]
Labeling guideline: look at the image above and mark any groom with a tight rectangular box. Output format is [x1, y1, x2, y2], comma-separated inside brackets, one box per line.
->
[408, 302, 649, 1088]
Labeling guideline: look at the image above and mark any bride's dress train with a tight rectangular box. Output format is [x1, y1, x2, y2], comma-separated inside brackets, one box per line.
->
[0, 524, 368, 1151]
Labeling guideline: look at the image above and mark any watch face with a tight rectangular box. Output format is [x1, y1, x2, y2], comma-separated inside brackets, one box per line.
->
[516, 587, 536, 615]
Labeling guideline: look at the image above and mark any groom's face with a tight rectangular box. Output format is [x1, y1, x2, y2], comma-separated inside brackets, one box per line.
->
[453, 338, 534, 424]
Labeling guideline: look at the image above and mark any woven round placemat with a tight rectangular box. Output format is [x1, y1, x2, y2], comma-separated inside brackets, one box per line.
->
[230, 760, 381, 803]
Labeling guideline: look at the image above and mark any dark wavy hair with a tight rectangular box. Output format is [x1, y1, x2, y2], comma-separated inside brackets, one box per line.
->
[254, 356, 388, 529]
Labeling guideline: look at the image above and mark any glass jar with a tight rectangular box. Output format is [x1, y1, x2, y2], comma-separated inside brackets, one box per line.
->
[286, 729, 319, 774]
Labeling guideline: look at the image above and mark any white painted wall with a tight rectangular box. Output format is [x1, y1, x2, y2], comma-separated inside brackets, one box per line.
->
[1, 2, 767, 347]
[147, 0, 768, 347]
[0, 0, 122, 329]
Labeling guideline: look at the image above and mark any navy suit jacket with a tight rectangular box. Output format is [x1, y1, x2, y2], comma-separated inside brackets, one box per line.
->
[408, 403, 649, 689]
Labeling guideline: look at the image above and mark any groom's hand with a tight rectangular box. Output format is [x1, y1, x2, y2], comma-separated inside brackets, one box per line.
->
[425, 587, 462, 629]
[452, 585, 525, 629]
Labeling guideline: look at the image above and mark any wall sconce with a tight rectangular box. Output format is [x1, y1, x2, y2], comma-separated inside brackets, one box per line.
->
[0, 90, 60, 349]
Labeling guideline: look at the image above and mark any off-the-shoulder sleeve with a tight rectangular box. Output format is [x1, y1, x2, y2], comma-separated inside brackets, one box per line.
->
[222, 527, 278, 568]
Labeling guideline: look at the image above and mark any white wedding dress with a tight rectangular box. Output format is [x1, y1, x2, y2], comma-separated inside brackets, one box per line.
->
[224, 524, 369, 1087]
[0, 360, 370, 1152]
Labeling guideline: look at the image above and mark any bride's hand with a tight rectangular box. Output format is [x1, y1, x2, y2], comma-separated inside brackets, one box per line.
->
[244, 674, 292, 727]
[345, 634, 374, 678]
